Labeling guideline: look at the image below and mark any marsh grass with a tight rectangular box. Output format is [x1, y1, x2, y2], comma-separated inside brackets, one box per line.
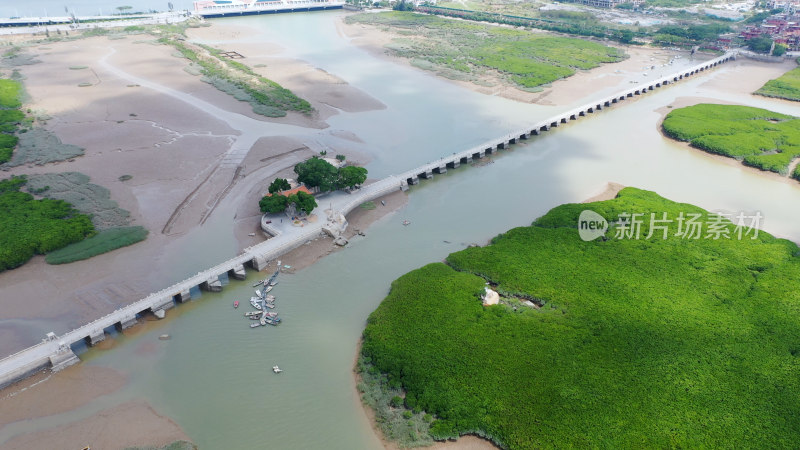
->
[346, 12, 624, 89]
[46, 226, 148, 264]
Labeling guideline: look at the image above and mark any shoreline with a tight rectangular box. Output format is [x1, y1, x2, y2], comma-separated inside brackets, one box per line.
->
[352, 340, 501, 450]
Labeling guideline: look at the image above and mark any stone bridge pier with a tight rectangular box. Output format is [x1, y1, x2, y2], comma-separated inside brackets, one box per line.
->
[201, 275, 223, 292]
[230, 263, 247, 280]
[150, 297, 175, 319]
[86, 329, 105, 346]
[49, 344, 79, 372]
[117, 314, 137, 331]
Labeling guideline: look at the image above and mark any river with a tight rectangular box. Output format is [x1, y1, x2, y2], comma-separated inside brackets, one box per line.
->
[3, 10, 800, 450]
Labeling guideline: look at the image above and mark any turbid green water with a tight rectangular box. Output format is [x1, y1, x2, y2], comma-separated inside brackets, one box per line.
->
[3, 11, 800, 450]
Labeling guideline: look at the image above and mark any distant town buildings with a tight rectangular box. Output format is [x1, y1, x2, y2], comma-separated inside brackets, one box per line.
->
[740, 12, 800, 50]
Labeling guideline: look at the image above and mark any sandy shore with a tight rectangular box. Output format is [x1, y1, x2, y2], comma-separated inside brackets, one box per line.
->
[582, 181, 625, 203]
[2, 400, 190, 450]
[0, 363, 190, 450]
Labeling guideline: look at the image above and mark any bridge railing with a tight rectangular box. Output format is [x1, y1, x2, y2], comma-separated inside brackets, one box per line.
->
[0, 51, 737, 371]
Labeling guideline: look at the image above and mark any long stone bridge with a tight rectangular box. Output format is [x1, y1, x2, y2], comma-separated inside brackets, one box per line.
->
[0, 51, 735, 389]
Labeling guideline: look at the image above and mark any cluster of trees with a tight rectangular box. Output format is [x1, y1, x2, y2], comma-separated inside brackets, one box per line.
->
[294, 157, 368, 192]
[0, 79, 23, 164]
[392, 0, 414, 11]
[0, 176, 95, 271]
[363, 187, 800, 448]
[259, 181, 318, 215]
[652, 24, 731, 46]
[746, 35, 787, 56]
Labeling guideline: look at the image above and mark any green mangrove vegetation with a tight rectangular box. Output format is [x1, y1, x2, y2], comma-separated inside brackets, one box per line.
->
[45, 226, 148, 265]
[0, 176, 95, 271]
[662, 103, 800, 178]
[0, 78, 23, 163]
[362, 187, 800, 448]
[345, 12, 625, 89]
[755, 58, 800, 102]
[164, 38, 312, 117]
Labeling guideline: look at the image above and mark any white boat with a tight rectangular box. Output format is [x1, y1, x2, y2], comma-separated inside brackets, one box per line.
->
[250, 323, 260, 328]
[272, 365, 282, 373]
[250, 297, 262, 310]
[193, 0, 344, 18]
[255, 289, 262, 297]
[264, 285, 274, 294]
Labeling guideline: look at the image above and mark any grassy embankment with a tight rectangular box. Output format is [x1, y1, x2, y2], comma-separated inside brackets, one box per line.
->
[361, 187, 800, 448]
[346, 12, 625, 90]
[755, 58, 800, 102]
[662, 103, 800, 179]
[163, 37, 312, 117]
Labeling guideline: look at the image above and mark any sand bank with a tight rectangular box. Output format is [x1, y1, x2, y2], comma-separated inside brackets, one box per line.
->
[0, 364, 189, 450]
[1, 400, 190, 450]
[0, 366, 125, 426]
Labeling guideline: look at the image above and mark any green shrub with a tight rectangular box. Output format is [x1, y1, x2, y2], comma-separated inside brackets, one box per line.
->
[663, 104, 800, 177]
[756, 64, 800, 102]
[45, 226, 148, 264]
[0, 176, 94, 271]
[363, 188, 800, 448]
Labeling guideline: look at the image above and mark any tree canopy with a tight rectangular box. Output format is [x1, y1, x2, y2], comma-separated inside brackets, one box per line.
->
[338, 166, 368, 189]
[0, 176, 95, 271]
[294, 157, 339, 192]
[294, 157, 369, 192]
[288, 190, 317, 215]
[363, 187, 800, 448]
[259, 194, 288, 214]
[268, 177, 291, 194]
[747, 35, 773, 53]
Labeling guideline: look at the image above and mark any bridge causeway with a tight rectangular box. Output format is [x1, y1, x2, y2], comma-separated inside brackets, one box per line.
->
[0, 52, 735, 389]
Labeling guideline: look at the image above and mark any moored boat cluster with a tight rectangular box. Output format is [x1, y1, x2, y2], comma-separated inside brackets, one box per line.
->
[239, 269, 282, 328]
